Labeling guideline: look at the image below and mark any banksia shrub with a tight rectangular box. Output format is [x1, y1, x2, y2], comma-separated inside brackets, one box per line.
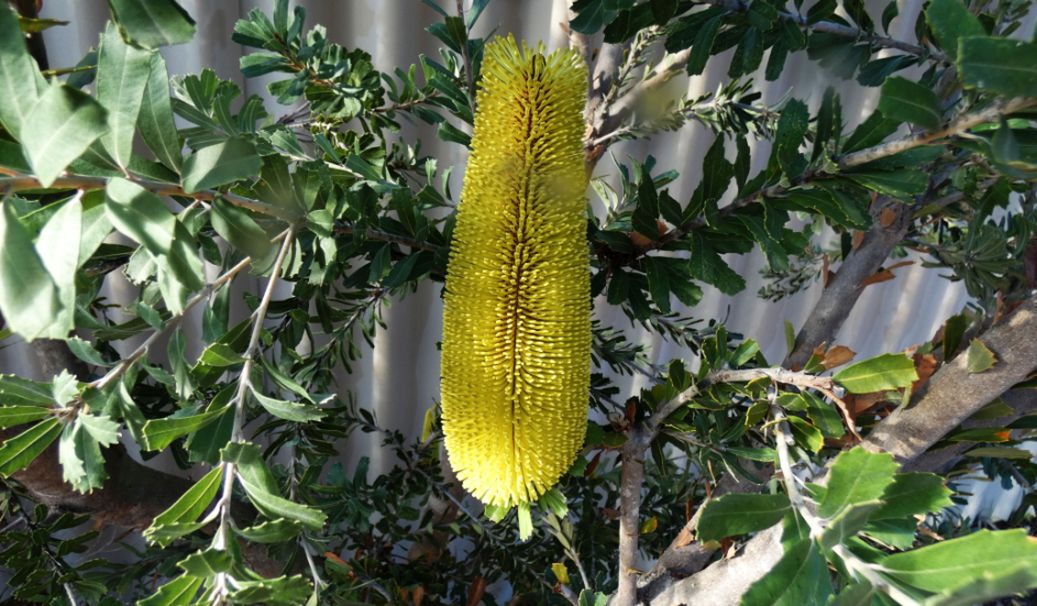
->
[440, 36, 591, 512]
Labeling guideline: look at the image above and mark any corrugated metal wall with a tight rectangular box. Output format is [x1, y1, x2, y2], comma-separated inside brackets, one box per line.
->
[4, 0, 978, 479]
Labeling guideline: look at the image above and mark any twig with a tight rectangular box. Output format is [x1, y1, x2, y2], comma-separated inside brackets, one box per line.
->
[839, 97, 1037, 169]
[211, 231, 296, 603]
[455, 0, 475, 112]
[332, 221, 441, 253]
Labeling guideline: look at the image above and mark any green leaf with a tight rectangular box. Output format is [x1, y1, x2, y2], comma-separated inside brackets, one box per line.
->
[688, 232, 746, 295]
[177, 549, 232, 577]
[227, 575, 313, 605]
[862, 518, 917, 549]
[773, 99, 809, 178]
[58, 415, 112, 492]
[819, 500, 882, 550]
[0, 418, 62, 476]
[879, 529, 1037, 593]
[843, 170, 928, 198]
[140, 405, 230, 451]
[0, 204, 63, 340]
[181, 138, 262, 193]
[251, 389, 325, 423]
[921, 566, 1037, 606]
[697, 493, 790, 541]
[833, 353, 918, 394]
[197, 343, 244, 367]
[96, 23, 152, 168]
[22, 82, 108, 187]
[210, 198, 271, 259]
[0, 375, 53, 406]
[877, 77, 941, 131]
[740, 540, 831, 606]
[958, 37, 1037, 97]
[144, 464, 223, 546]
[36, 200, 82, 335]
[687, 14, 722, 75]
[234, 518, 302, 543]
[925, 0, 984, 60]
[966, 446, 1033, 459]
[222, 442, 326, 529]
[817, 448, 898, 519]
[139, 52, 182, 171]
[137, 574, 203, 606]
[578, 590, 609, 606]
[966, 338, 997, 373]
[872, 473, 952, 520]
[0, 405, 51, 428]
[108, 0, 197, 48]
[106, 177, 175, 256]
[828, 583, 875, 606]
[786, 415, 824, 453]
[0, 4, 43, 139]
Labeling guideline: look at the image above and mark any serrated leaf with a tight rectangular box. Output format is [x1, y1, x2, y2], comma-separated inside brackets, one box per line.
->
[177, 549, 232, 577]
[740, 540, 831, 606]
[877, 77, 941, 131]
[818, 448, 898, 521]
[235, 518, 302, 543]
[222, 442, 326, 529]
[879, 529, 1037, 593]
[108, 0, 196, 48]
[96, 23, 152, 168]
[697, 493, 790, 541]
[227, 575, 313, 605]
[966, 338, 997, 373]
[0, 418, 62, 476]
[181, 138, 261, 193]
[834, 353, 918, 394]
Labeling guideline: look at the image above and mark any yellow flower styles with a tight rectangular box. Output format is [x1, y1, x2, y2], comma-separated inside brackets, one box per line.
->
[440, 36, 591, 509]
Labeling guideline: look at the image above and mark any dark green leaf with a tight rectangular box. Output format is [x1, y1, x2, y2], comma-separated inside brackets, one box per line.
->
[817, 447, 898, 518]
[697, 493, 790, 541]
[958, 37, 1037, 97]
[877, 77, 941, 131]
[210, 198, 271, 259]
[138, 575, 204, 606]
[234, 518, 302, 543]
[177, 549, 232, 577]
[926, 0, 984, 60]
[872, 472, 952, 520]
[106, 177, 175, 256]
[966, 338, 997, 373]
[140, 405, 230, 451]
[0, 418, 62, 476]
[741, 540, 831, 606]
[819, 500, 882, 550]
[144, 464, 223, 546]
[251, 389, 324, 423]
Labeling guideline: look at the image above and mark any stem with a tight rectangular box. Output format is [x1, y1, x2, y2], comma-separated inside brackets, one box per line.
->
[455, 0, 475, 112]
[616, 430, 646, 606]
[839, 97, 1037, 169]
[211, 231, 296, 603]
[0, 168, 287, 219]
[770, 391, 922, 606]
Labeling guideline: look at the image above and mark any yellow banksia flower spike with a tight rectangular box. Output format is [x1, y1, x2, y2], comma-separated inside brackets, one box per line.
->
[440, 35, 591, 511]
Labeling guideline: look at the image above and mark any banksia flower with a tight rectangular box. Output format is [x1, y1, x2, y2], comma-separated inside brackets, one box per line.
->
[440, 36, 591, 511]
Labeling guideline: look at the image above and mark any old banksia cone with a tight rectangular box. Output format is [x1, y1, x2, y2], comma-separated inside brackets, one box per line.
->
[440, 36, 591, 510]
